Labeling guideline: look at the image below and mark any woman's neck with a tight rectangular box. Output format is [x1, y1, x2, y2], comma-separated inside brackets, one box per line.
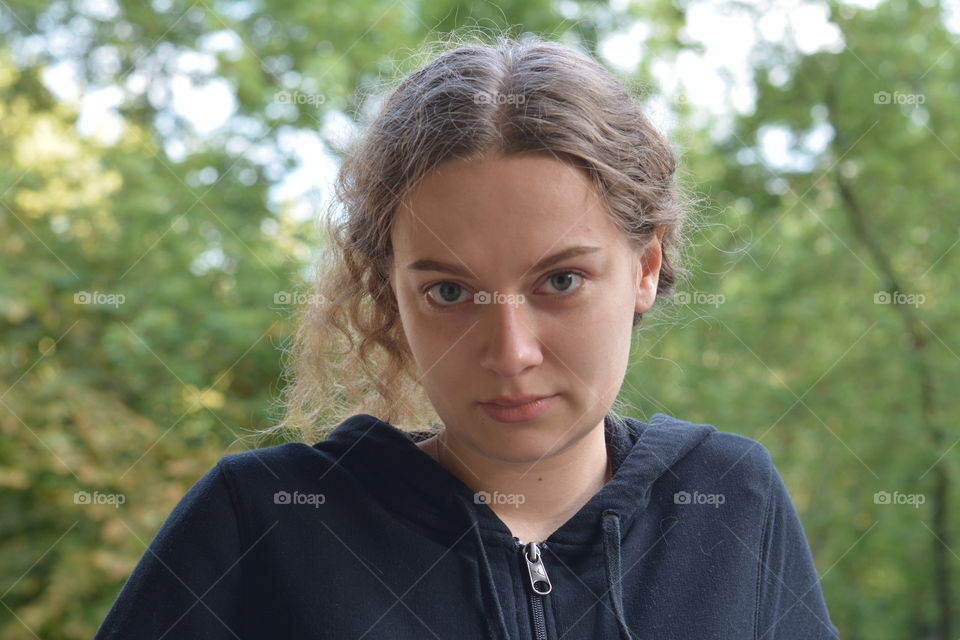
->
[415, 418, 611, 543]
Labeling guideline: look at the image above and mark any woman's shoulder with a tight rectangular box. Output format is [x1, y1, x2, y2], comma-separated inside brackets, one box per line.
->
[641, 412, 773, 460]
[699, 425, 776, 471]
[213, 440, 340, 489]
[644, 413, 779, 493]
[220, 439, 320, 464]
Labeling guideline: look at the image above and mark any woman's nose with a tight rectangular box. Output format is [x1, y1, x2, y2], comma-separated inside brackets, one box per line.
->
[477, 292, 544, 377]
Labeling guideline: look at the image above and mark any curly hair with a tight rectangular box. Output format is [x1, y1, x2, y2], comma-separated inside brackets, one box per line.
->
[258, 31, 696, 445]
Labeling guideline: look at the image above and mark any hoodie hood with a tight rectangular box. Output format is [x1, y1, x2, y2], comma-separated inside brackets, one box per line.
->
[323, 412, 718, 640]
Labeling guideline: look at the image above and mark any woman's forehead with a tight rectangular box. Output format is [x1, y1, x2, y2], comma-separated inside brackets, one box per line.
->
[402, 152, 593, 204]
[392, 157, 618, 248]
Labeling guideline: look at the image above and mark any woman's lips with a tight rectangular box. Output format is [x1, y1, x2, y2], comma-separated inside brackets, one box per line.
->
[479, 394, 558, 423]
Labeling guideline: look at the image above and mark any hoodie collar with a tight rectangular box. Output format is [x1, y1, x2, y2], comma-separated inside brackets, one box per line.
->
[320, 412, 716, 547]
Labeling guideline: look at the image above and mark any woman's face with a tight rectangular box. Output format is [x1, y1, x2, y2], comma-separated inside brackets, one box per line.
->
[388, 151, 662, 463]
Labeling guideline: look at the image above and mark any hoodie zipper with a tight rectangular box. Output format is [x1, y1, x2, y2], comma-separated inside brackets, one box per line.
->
[516, 538, 552, 640]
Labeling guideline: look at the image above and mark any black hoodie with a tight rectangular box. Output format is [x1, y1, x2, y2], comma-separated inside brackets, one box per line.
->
[93, 412, 840, 639]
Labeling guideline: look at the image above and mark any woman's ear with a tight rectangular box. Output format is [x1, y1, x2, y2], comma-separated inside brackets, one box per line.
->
[635, 226, 665, 315]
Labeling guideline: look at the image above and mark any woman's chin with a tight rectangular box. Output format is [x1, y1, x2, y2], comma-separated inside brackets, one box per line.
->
[472, 425, 574, 464]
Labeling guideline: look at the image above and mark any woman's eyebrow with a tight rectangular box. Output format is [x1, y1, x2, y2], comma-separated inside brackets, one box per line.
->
[406, 245, 603, 278]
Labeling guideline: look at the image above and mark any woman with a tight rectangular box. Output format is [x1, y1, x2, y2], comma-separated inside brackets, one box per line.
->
[94, 34, 840, 639]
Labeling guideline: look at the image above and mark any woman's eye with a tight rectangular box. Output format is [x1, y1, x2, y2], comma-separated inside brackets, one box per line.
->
[424, 271, 585, 308]
[541, 271, 584, 294]
[426, 282, 469, 306]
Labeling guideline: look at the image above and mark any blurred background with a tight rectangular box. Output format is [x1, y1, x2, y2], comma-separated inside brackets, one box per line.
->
[1, 0, 957, 637]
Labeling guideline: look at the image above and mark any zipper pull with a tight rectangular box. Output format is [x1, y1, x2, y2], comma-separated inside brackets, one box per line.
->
[523, 541, 552, 595]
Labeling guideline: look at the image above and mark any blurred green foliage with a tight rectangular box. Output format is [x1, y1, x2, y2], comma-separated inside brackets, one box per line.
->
[0, 0, 956, 638]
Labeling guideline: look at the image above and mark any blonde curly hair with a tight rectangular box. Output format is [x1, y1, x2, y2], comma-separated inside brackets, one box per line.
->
[258, 31, 695, 445]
